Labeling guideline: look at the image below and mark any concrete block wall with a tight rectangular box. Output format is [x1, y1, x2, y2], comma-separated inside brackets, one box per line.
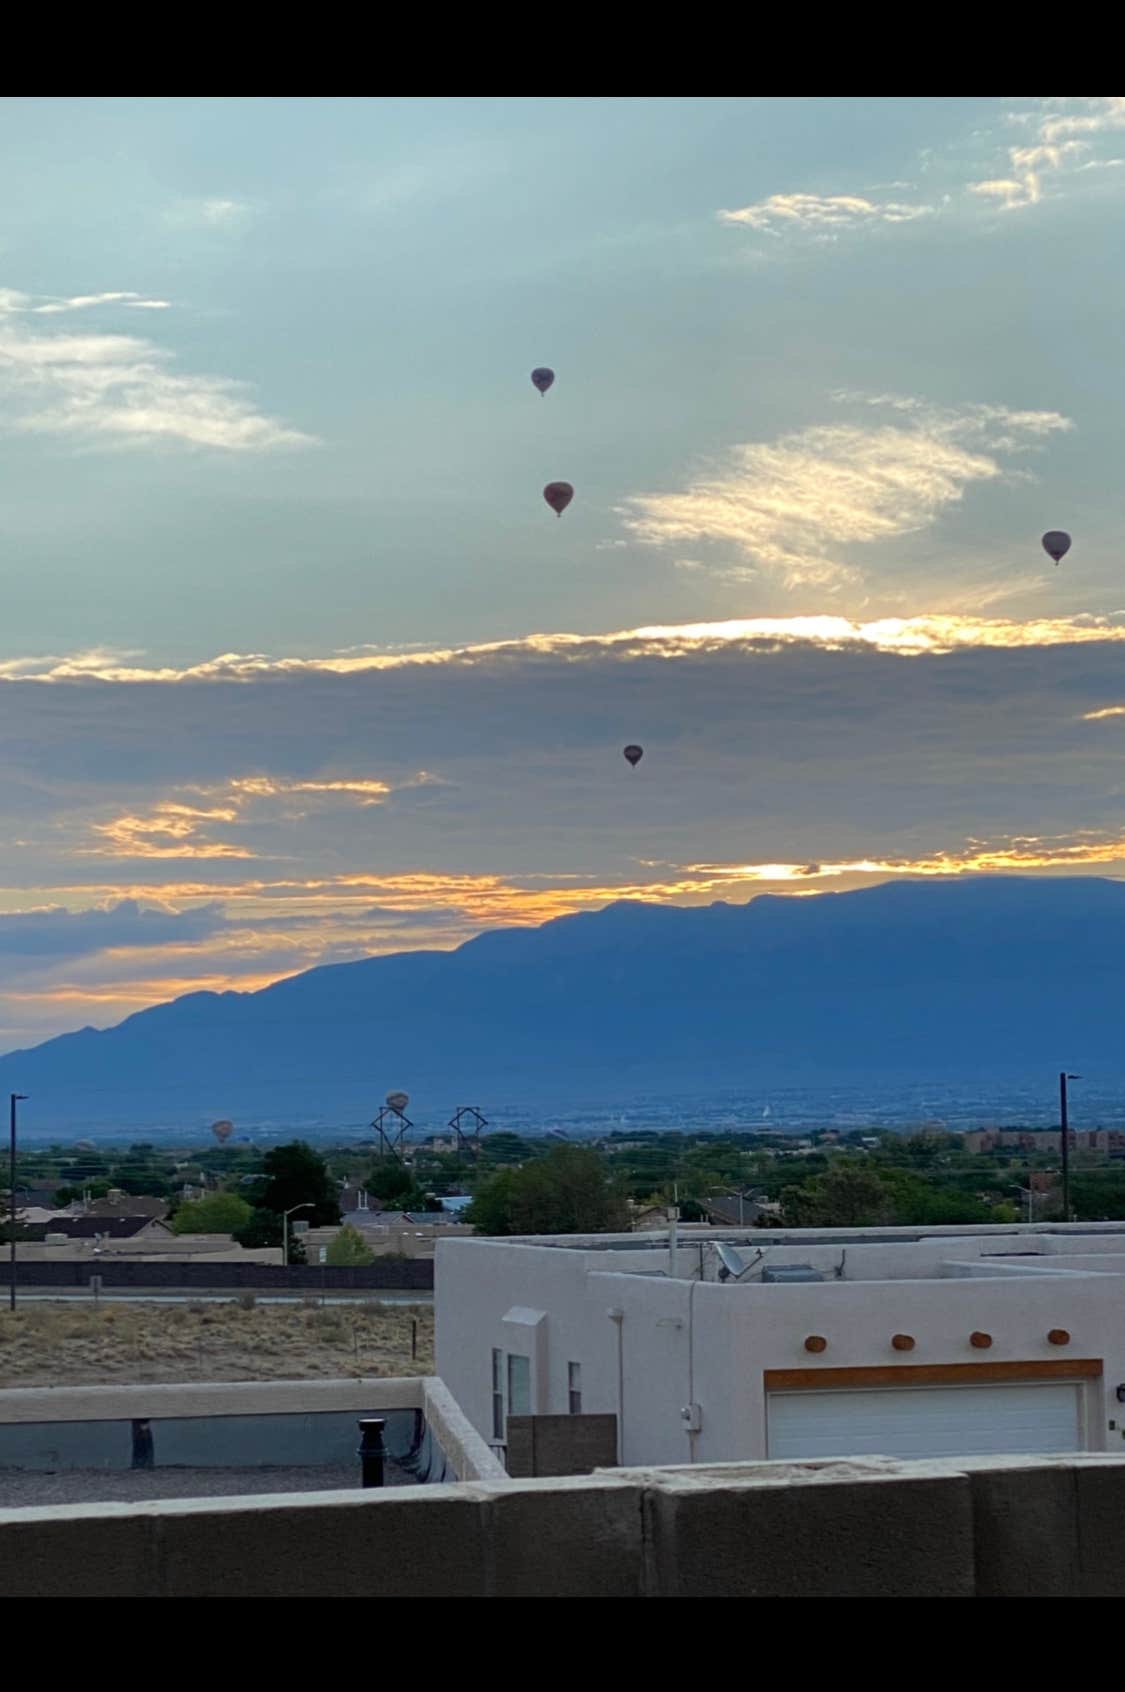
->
[2, 1453, 1123, 1597]
[506, 1414, 618, 1478]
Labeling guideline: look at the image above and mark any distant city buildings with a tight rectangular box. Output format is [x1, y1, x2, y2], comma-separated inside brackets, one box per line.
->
[961, 1129, 1125, 1155]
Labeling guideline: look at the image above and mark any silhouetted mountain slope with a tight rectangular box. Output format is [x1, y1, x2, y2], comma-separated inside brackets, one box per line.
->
[3, 877, 1120, 1128]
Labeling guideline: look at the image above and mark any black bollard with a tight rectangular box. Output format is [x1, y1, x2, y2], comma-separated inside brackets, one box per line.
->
[131, 1418, 155, 1470]
[357, 1416, 386, 1488]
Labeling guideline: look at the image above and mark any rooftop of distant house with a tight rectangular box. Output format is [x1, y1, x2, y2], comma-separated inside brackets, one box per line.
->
[465, 1220, 1125, 1286]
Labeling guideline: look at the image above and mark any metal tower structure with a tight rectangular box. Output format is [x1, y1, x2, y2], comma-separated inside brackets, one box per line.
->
[371, 1105, 413, 1161]
[448, 1106, 487, 1158]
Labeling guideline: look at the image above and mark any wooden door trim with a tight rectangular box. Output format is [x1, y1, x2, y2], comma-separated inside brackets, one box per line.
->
[765, 1359, 1103, 1392]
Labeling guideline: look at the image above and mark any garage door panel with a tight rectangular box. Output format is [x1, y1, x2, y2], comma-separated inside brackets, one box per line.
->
[767, 1382, 1082, 1460]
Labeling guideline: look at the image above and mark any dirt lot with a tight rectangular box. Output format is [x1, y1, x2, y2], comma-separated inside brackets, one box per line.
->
[0, 1300, 434, 1387]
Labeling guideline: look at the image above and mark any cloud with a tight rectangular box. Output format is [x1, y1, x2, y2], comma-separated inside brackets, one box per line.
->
[970, 98, 1125, 210]
[3, 612, 1125, 1044]
[723, 101, 1125, 245]
[1037, 96, 1125, 145]
[6, 609, 1125, 693]
[0, 285, 312, 451]
[617, 396, 1071, 587]
[165, 197, 254, 228]
[0, 290, 172, 316]
[0, 899, 223, 960]
[199, 198, 251, 224]
[81, 771, 414, 860]
[28, 292, 171, 315]
[226, 776, 391, 806]
[88, 804, 254, 861]
[718, 192, 933, 236]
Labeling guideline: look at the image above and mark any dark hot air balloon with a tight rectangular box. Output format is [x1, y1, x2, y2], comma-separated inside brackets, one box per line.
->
[210, 1119, 234, 1146]
[544, 481, 574, 517]
[1042, 530, 1071, 565]
[623, 744, 643, 768]
[531, 367, 555, 396]
[385, 1091, 410, 1116]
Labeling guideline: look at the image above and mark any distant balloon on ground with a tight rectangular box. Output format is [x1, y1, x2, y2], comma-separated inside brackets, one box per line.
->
[386, 1090, 410, 1115]
[623, 744, 644, 768]
[543, 481, 574, 517]
[1042, 530, 1071, 564]
[210, 1119, 234, 1145]
[531, 367, 555, 396]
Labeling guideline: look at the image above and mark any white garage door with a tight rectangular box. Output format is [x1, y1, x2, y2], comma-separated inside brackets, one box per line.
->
[767, 1381, 1083, 1460]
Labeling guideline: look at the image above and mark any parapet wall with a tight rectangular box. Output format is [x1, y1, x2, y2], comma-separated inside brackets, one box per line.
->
[1, 1453, 1122, 1597]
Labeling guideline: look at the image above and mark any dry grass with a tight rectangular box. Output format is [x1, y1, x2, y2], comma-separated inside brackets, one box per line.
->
[0, 1301, 434, 1387]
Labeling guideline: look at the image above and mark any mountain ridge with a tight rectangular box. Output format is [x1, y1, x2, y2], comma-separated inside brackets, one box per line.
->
[3, 875, 1123, 1129]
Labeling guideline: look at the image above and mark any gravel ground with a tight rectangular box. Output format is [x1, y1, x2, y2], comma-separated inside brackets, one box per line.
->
[0, 1464, 414, 1506]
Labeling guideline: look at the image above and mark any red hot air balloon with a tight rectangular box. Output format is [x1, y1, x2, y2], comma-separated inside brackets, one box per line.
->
[623, 744, 643, 768]
[544, 481, 574, 517]
[531, 367, 555, 396]
[1042, 530, 1071, 565]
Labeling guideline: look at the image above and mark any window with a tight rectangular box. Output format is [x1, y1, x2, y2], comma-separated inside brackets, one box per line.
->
[491, 1347, 504, 1441]
[507, 1352, 531, 1416]
[568, 1361, 582, 1415]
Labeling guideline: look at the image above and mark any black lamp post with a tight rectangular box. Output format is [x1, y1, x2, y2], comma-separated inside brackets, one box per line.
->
[9, 1094, 27, 1313]
[1059, 1072, 1080, 1224]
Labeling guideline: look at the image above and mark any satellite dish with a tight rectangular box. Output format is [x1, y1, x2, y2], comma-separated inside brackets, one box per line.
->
[715, 1242, 748, 1283]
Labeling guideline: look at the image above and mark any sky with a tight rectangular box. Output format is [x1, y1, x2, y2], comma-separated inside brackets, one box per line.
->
[2, 95, 1125, 1050]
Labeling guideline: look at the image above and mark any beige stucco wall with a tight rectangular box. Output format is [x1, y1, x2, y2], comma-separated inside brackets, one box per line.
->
[436, 1229, 1125, 1468]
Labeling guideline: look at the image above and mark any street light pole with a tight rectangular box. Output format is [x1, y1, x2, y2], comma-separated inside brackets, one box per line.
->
[1059, 1072, 1080, 1224]
[9, 1094, 27, 1314]
[282, 1202, 313, 1268]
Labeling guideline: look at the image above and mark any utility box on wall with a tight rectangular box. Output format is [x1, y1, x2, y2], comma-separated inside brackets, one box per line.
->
[505, 1414, 618, 1478]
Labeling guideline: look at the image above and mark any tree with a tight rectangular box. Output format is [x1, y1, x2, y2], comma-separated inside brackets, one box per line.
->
[171, 1192, 253, 1235]
[233, 1206, 306, 1262]
[781, 1162, 897, 1228]
[325, 1223, 375, 1266]
[1070, 1170, 1125, 1221]
[467, 1145, 629, 1236]
[478, 1132, 534, 1167]
[258, 1141, 340, 1226]
[880, 1172, 992, 1226]
[464, 1168, 518, 1235]
[367, 1162, 417, 1204]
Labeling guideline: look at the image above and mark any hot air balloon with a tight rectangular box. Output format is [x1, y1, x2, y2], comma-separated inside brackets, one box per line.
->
[623, 744, 643, 768]
[1042, 530, 1071, 565]
[211, 1119, 234, 1146]
[543, 481, 574, 517]
[531, 367, 555, 396]
[385, 1090, 410, 1116]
